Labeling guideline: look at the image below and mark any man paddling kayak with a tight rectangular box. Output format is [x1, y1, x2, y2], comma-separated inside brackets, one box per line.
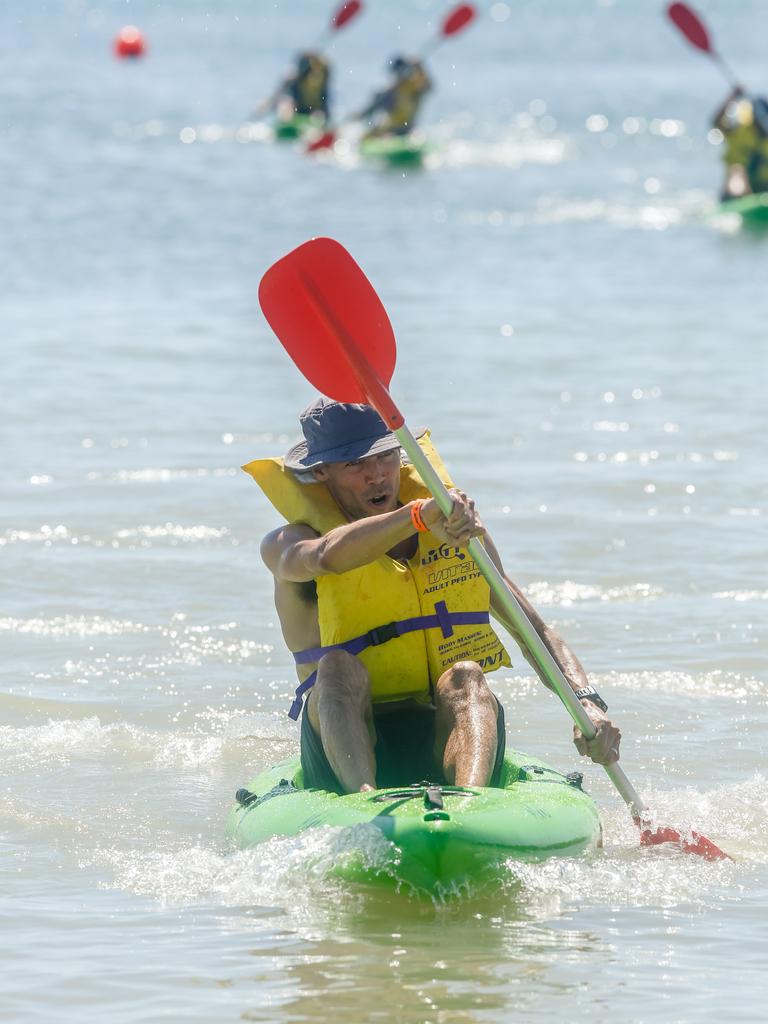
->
[253, 398, 620, 795]
[253, 51, 331, 125]
[355, 56, 432, 138]
[712, 87, 768, 199]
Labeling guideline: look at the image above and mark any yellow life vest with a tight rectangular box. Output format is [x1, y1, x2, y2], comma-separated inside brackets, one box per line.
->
[722, 123, 759, 168]
[243, 433, 510, 716]
[294, 59, 329, 114]
[382, 73, 429, 132]
[384, 92, 420, 132]
[748, 135, 768, 192]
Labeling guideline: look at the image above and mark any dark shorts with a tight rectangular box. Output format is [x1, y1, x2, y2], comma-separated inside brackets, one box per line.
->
[299, 698, 506, 794]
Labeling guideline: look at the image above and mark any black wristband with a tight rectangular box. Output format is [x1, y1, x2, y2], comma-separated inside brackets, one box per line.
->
[575, 685, 608, 713]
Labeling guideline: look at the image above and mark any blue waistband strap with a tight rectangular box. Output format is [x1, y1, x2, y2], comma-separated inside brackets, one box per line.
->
[287, 601, 490, 718]
[289, 671, 317, 721]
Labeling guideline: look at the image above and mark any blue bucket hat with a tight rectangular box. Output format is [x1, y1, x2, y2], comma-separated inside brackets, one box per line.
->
[389, 55, 413, 77]
[283, 398, 405, 474]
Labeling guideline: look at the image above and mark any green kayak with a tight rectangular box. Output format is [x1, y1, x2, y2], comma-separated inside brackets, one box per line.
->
[716, 192, 768, 226]
[226, 749, 601, 894]
[273, 114, 323, 141]
[359, 134, 428, 168]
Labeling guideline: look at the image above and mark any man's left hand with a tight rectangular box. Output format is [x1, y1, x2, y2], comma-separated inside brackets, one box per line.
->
[573, 704, 621, 765]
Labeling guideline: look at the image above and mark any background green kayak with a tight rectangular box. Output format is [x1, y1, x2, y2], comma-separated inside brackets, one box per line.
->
[716, 192, 768, 226]
[226, 749, 601, 895]
[359, 134, 428, 167]
[273, 114, 321, 141]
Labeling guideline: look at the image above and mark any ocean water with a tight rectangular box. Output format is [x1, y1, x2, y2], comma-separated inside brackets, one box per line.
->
[2, 1, 767, 1021]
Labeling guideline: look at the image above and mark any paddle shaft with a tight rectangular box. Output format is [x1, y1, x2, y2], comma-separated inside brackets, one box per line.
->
[669, 3, 740, 88]
[420, 31, 458, 58]
[394, 422, 648, 821]
[712, 52, 740, 89]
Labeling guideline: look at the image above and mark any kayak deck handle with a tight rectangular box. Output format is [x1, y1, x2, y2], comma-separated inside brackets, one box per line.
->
[425, 785, 443, 810]
[235, 779, 297, 809]
[371, 785, 476, 804]
[518, 765, 585, 789]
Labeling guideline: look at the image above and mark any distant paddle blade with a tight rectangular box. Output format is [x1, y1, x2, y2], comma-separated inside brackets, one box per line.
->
[306, 129, 336, 153]
[667, 2, 712, 53]
[258, 238, 399, 416]
[333, 0, 362, 31]
[640, 824, 731, 861]
[443, 3, 476, 37]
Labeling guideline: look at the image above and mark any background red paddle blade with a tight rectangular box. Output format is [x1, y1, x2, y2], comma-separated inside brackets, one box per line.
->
[258, 237, 397, 403]
[667, 3, 711, 52]
[306, 130, 335, 153]
[443, 3, 475, 36]
[333, 0, 362, 31]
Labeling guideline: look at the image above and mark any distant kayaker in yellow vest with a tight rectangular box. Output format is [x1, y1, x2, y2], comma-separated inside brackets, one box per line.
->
[250, 399, 621, 796]
[356, 56, 432, 138]
[746, 97, 768, 195]
[254, 52, 331, 124]
[712, 88, 768, 200]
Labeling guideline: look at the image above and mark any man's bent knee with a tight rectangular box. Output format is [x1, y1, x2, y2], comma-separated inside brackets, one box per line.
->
[435, 660, 497, 709]
[436, 660, 485, 692]
[314, 650, 371, 706]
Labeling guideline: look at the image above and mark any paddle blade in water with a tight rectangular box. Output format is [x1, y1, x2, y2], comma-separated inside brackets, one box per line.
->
[258, 238, 402, 425]
[667, 2, 712, 53]
[443, 3, 476, 37]
[640, 824, 732, 861]
[333, 0, 362, 31]
[305, 129, 336, 153]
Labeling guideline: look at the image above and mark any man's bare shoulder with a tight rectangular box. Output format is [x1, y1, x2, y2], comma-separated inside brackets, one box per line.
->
[260, 522, 320, 574]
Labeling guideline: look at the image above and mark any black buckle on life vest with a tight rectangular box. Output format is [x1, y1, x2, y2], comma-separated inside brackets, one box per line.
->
[367, 621, 400, 646]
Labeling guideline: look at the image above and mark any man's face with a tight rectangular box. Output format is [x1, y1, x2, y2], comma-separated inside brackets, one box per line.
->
[312, 448, 401, 520]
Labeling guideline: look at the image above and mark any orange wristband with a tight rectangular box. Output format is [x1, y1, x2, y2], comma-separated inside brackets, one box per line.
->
[410, 499, 428, 533]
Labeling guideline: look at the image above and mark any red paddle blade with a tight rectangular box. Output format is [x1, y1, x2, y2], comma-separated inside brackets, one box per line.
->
[667, 2, 712, 53]
[640, 824, 732, 861]
[258, 238, 404, 428]
[443, 3, 476, 37]
[332, 0, 362, 31]
[305, 130, 336, 153]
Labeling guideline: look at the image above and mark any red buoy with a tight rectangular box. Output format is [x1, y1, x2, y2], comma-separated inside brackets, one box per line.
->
[114, 26, 147, 59]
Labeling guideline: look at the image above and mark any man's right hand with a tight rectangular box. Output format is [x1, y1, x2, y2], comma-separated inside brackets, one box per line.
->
[422, 490, 485, 547]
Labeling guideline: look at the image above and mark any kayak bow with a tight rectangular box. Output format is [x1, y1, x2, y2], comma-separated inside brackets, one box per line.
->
[227, 749, 602, 894]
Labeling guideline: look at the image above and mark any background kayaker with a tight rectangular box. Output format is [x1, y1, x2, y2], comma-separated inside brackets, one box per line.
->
[354, 55, 432, 138]
[252, 51, 331, 124]
[745, 97, 768, 196]
[712, 87, 768, 200]
[256, 398, 621, 796]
